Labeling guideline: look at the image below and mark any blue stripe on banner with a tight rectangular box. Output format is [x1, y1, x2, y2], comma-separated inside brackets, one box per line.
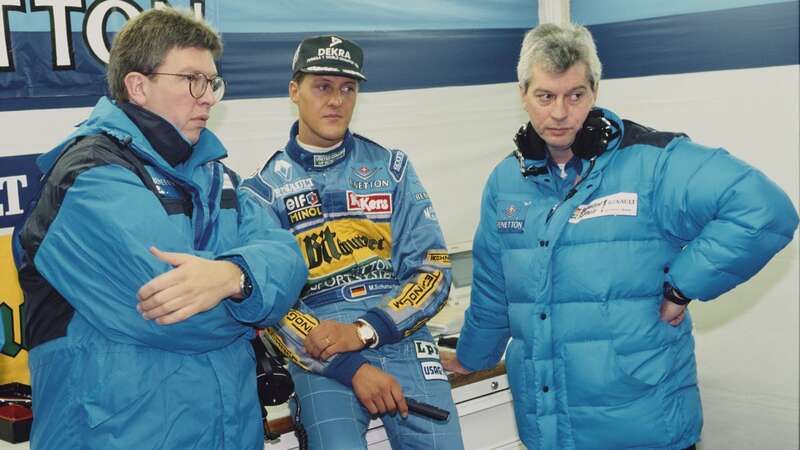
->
[7, 0, 538, 32]
[1, 2, 797, 111]
[221, 29, 525, 98]
[590, 1, 799, 80]
[216, 0, 538, 32]
[572, 0, 790, 26]
[0, 28, 528, 111]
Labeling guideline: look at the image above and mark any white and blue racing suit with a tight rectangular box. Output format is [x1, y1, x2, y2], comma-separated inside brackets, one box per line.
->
[242, 122, 464, 450]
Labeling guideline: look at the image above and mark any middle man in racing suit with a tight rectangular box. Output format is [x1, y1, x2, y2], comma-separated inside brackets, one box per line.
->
[242, 35, 464, 450]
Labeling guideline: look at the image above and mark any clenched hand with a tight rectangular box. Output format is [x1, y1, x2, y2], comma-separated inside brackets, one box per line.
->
[305, 320, 364, 361]
[352, 364, 408, 418]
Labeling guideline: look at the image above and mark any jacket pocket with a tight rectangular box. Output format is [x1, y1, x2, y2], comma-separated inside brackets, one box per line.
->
[563, 340, 671, 448]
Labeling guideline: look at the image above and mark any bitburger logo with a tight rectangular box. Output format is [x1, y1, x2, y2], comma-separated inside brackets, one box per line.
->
[302, 225, 386, 269]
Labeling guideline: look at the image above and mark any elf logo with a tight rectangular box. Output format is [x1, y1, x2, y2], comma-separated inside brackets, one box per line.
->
[285, 190, 320, 212]
[346, 191, 392, 214]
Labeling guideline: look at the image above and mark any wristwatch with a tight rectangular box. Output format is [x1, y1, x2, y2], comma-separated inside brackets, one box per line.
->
[238, 269, 253, 300]
[354, 319, 378, 348]
[663, 282, 691, 306]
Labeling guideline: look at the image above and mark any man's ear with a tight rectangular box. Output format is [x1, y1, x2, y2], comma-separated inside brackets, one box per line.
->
[288, 80, 299, 104]
[124, 72, 149, 105]
[518, 84, 528, 108]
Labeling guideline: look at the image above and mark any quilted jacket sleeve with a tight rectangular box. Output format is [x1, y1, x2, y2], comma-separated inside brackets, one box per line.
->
[652, 138, 799, 300]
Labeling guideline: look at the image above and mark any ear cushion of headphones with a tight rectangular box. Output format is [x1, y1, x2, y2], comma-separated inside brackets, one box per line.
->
[572, 110, 620, 160]
[256, 353, 295, 406]
[514, 122, 547, 160]
[515, 110, 620, 161]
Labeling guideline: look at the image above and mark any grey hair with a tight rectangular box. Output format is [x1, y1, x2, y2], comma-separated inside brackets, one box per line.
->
[107, 7, 222, 102]
[517, 23, 602, 93]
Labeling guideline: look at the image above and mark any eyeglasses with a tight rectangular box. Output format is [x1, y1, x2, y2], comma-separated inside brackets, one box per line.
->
[146, 72, 226, 101]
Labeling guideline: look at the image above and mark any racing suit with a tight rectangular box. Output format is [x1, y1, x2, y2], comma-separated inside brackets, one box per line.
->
[242, 122, 464, 450]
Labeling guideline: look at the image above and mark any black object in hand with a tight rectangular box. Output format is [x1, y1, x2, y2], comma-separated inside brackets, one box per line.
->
[406, 397, 450, 421]
[437, 336, 458, 348]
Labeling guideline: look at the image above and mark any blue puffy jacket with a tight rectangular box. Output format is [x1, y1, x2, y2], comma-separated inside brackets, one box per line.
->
[241, 122, 452, 385]
[19, 98, 307, 449]
[457, 108, 799, 450]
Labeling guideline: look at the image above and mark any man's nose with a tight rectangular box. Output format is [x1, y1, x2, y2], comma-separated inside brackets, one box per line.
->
[327, 90, 344, 106]
[199, 82, 218, 107]
[550, 97, 567, 120]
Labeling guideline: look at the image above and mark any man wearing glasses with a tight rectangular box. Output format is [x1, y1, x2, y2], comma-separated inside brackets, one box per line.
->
[15, 8, 307, 449]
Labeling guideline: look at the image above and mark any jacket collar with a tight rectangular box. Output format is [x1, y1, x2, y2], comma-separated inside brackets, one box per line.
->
[514, 107, 625, 177]
[285, 121, 354, 170]
[118, 101, 191, 167]
[38, 97, 228, 174]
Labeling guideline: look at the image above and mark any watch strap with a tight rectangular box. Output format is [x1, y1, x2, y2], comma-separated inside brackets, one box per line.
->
[663, 282, 691, 306]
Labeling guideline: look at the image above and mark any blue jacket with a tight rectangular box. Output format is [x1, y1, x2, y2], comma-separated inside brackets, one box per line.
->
[20, 98, 307, 449]
[241, 122, 452, 385]
[457, 108, 799, 450]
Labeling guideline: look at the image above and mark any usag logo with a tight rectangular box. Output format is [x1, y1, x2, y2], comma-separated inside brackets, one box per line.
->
[346, 191, 392, 214]
[285, 190, 323, 225]
[420, 361, 448, 381]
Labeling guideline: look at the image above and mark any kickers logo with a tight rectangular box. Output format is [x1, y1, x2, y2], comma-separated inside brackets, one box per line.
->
[346, 191, 392, 215]
[285, 190, 323, 225]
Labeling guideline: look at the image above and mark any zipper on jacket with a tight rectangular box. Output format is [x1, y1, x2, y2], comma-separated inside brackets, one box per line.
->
[545, 157, 597, 224]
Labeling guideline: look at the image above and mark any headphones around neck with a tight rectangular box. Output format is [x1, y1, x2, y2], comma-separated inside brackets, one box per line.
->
[514, 109, 621, 162]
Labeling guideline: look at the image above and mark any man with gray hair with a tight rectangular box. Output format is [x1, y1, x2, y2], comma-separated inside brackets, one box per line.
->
[15, 7, 306, 449]
[444, 22, 798, 449]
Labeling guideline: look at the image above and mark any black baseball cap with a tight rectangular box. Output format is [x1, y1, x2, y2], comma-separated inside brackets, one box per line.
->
[291, 35, 367, 81]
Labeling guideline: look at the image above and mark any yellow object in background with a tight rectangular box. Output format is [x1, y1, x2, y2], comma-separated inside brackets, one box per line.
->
[0, 231, 29, 385]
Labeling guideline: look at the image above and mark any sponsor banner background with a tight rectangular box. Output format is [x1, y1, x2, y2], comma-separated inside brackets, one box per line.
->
[2, 1, 796, 110]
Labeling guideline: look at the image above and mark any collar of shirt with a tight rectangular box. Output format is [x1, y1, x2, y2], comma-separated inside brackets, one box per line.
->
[547, 155, 583, 195]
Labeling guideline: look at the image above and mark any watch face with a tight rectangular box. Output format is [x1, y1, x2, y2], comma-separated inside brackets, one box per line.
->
[241, 273, 253, 297]
[358, 322, 376, 344]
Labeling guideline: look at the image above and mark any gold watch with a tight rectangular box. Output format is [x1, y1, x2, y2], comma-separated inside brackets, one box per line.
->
[354, 319, 378, 348]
